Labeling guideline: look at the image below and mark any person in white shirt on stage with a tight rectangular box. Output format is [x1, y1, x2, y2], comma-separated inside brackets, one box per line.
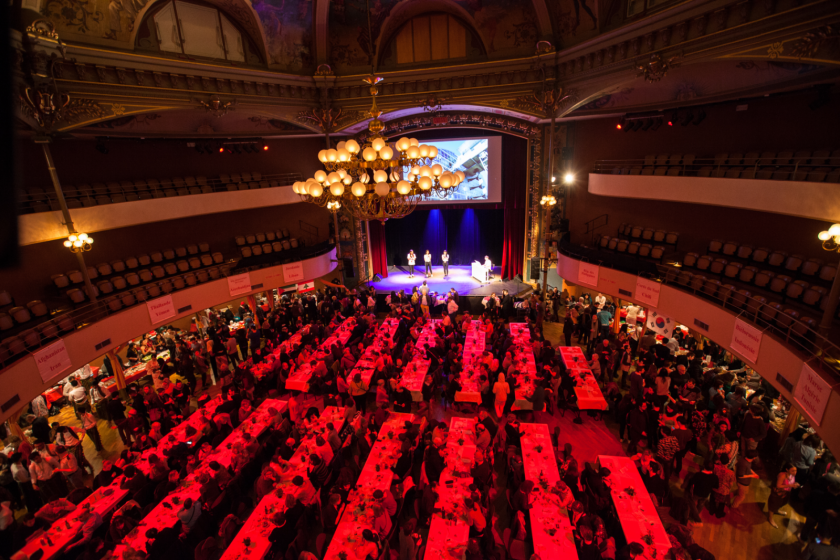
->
[407, 250, 416, 278]
[441, 250, 450, 277]
[424, 250, 432, 278]
[484, 256, 492, 282]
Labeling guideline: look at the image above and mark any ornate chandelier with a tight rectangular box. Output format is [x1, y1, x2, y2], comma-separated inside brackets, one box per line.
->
[293, 76, 465, 222]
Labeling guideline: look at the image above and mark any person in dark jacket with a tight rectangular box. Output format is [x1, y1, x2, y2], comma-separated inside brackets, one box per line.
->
[500, 290, 515, 322]
[627, 402, 648, 455]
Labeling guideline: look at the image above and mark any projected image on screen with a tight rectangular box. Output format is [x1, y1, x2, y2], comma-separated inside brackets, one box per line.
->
[420, 139, 489, 201]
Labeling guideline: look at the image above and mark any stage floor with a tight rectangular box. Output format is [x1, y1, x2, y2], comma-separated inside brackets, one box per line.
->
[368, 265, 530, 297]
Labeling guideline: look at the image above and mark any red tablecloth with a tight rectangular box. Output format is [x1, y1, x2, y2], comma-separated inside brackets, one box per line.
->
[598, 455, 671, 559]
[250, 325, 310, 380]
[324, 412, 416, 560]
[425, 417, 477, 560]
[455, 321, 485, 403]
[110, 399, 287, 558]
[286, 318, 355, 392]
[44, 387, 63, 404]
[347, 318, 400, 389]
[220, 406, 347, 560]
[520, 423, 579, 560]
[567, 366, 609, 411]
[558, 346, 587, 367]
[509, 324, 537, 411]
[18, 396, 224, 560]
[400, 320, 440, 401]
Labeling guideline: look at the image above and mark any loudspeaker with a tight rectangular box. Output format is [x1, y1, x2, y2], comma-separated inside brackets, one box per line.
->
[371, 274, 382, 282]
[558, 218, 570, 233]
[342, 258, 355, 278]
[530, 257, 541, 280]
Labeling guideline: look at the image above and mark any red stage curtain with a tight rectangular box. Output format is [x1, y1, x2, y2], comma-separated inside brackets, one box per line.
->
[501, 135, 527, 280]
[368, 220, 389, 279]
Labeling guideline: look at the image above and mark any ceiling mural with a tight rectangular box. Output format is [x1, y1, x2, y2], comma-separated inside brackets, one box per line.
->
[327, 0, 540, 74]
[252, 0, 314, 71]
[547, 0, 601, 49]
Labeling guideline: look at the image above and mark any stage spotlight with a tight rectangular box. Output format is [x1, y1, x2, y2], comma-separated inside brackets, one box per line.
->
[692, 108, 706, 125]
[616, 117, 625, 130]
[628, 120, 642, 132]
[242, 143, 253, 154]
[551, 176, 556, 183]
[640, 118, 654, 131]
[219, 147, 225, 153]
[680, 110, 693, 126]
[650, 117, 663, 131]
[616, 123, 623, 130]
[262, 144, 269, 151]
[563, 172, 575, 184]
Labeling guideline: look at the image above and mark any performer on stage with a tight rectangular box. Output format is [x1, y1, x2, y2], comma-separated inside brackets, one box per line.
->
[441, 250, 450, 277]
[484, 255, 492, 282]
[407, 250, 416, 278]
[424, 250, 432, 278]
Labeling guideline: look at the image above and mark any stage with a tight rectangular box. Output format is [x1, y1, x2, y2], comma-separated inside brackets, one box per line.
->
[367, 265, 530, 297]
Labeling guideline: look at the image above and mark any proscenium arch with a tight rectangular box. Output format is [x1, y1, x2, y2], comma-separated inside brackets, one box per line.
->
[335, 104, 544, 135]
[128, 0, 271, 67]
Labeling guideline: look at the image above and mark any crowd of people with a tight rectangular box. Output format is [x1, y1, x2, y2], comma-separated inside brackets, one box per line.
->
[0, 285, 837, 560]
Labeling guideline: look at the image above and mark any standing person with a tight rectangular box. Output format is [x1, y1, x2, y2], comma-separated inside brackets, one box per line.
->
[107, 393, 130, 445]
[766, 463, 799, 529]
[684, 461, 719, 524]
[501, 290, 514, 323]
[492, 373, 510, 419]
[483, 256, 492, 282]
[81, 407, 104, 452]
[563, 313, 574, 347]
[407, 250, 417, 278]
[424, 250, 432, 278]
[447, 296, 459, 323]
[442, 250, 450, 277]
[732, 450, 759, 508]
[349, 373, 368, 413]
[420, 281, 431, 317]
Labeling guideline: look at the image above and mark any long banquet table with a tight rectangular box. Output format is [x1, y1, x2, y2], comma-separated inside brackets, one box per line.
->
[323, 412, 416, 560]
[110, 399, 287, 558]
[286, 318, 356, 392]
[18, 395, 225, 560]
[568, 366, 609, 410]
[250, 325, 311, 381]
[520, 423, 579, 560]
[509, 323, 537, 411]
[400, 319, 440, 401]
[220, 406, 347, 560]
[425, 417, 477, 560]
[455, 321, 485, 403]
[346, 318, 400, 388]
[598, 455, 671, 559]
[101, 350, 171, 395]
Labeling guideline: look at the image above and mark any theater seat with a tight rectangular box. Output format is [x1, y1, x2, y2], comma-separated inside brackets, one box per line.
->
[739, 266, 758, 283]
[767, 250, 788, 267]
[803, 285, 826, 307]
[769, 274, 792, 293]
[724, 262, 742, 278]
[710, 258, 727, 275]
[696, 255, 712, 271]
[638, 244, 652, 257]
[754, 270, 775, 288]
[737, 245, 753, 260]
[786, 280, 809, 300]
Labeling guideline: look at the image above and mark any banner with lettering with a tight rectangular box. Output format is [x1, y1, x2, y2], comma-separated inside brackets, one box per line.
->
[645, 309, 675, 338]
[146, 295, 176, 325]
[578, 262, 600, 287]
[794, 363, 833, 426]
[730, 318, 762, 364]
[634, 276, 661, 308]
[282, 262, 305, 284]
[227, 272, 252, 296]
[34, 340, 73, 383]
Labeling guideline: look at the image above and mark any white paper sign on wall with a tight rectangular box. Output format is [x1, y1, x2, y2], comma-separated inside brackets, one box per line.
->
[578, 262, 600, 287]
[730, 318, 762, 364]
[634, 276, 661, 308]
[34, 340, 73, 383]
[283, 262, 305, 284]
[227, 272, 252, 296]
[794, 363, 833, 426]
[146, 295, 176, 325]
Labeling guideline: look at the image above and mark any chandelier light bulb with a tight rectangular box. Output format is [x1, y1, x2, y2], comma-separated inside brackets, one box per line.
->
[87, 237, 93, 244]
[829, 224, 840, 237]
[74, 240, 83, 247]
[409, 138, 420, 147]
[397, 137, 411, 152]
[64, 240, 72, 247]
[318, 150, 328, 163]
[564, 172, 575, 184]
[69, 234, 78, 242]
[418, 176, 432, 190]
[373, 170, 388, 183]
[428, 146, 439, 158]
[314, 170, 327, 183]
[345, 140, 360, 154]
[819, 231, 831, 241]
[371, 138, 386, 152]
[337, 148, 350, 162]
[292, 182, 300, 193]
[419, 166, 432, 178]
[456, 171, 466, 183]
[374, 182, 390, 197]
[419, 144, 430, 158]
[305, 180, 318, 194]
[379, 146, 394, 160]
[336, 141, 346, 150]
[330, 182, 345, 196]
[337, 169, 347, 179]
[326, 149, 338, 162]
[407, 173, 416, 182]
[431, 164, 443, 176]
[439, 174, 452, 188]
[343, 176, 352, 185]
[352, 182, 366, 197]
[411, 166, 421, 176]
[327, 172, 341, 184]
[362, 147, 377, 162]
[309, 183, 324, 197]
[397, 180, 411, 195]
[407, 146, 420, 159]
